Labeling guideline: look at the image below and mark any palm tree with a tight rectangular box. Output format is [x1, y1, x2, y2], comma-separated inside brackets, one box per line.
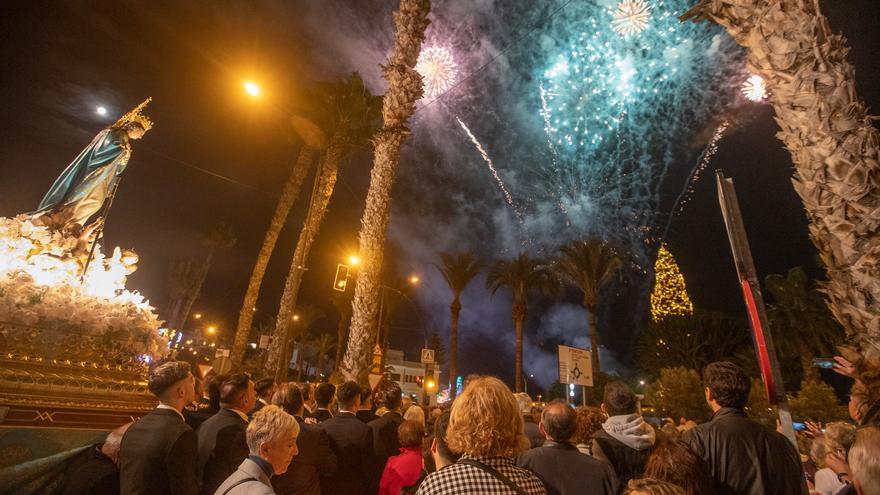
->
[683, 0, 880, 410]
[331, 290, 354, 373]
[165, 222, 236, 331]
[341, 0, 431, 382]
[554, 239, 622, 378]
[765, 267, 842, 380]
[486, 253, 554, 392]
[435, 251, 483, 398]
[230, 147, 318, 367]
[267, 74, 380, 379]
[312, 333, 337, 377]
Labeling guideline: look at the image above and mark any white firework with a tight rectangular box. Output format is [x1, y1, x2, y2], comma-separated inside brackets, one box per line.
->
[612, 0, 651, 36]
[741, 74, 767, 102]
[415, 46, 458, 98]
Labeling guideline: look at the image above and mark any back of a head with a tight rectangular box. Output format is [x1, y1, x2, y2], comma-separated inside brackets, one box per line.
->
[644, 440, 713, 495]
[299, 382, 313, 401]
[255, 377, 275, 397]
[272, 382, 304, 416]
[433, 409, 460, 464]
[626, 478, 686, 495]
[360, 386, 373, 407]
[848, 426, 880, 495]
[825, 421, 856, 454]
[604, 381, 638, 416]
[220, 373, 250, 407]
[542, 400, 577, 442]
[336, 381, 361, 410]
[208, 373, 228, 409]
[514, 392, 532, 415]
[374, 379, 403, 411]
[446, 375, 523, 457]
[398, 420, 425, 449]
[703, 362, 750, 410]
[148, 361, 191, 398]
[315, 382, 336, 408]
[246, 405, 300, 455]
[574, 406, 606, 445]
[404, 404, 426, 426]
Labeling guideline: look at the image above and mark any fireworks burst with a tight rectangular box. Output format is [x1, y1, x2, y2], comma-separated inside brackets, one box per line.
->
[741, 74, 767, 102]
[612, 0, 652, 36]
[456, 116, 521, 220]
[416, 46, 458, 98]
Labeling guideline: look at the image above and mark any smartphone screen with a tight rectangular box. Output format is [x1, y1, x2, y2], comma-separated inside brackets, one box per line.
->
[811, 358, 835, 369]
[792, 422, 806, 431]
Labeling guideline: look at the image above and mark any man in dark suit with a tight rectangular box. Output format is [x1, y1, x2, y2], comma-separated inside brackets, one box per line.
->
[367, 380, 405, 492]
[196, 373, 257, 495]
[517, 400, 619, 495]
[356, 386, 378, 423]
[311, 382, 336, 423]
[270, 383, 338, 495]
[185, 373, 225, 431]
[248, 377, 275, 418]
[60, 422, 131, 495]
[120, 361, 199, 495]
[319, 381, 373, 495]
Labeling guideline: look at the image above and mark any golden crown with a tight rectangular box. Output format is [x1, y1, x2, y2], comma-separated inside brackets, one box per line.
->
[112, 97, 154, 132]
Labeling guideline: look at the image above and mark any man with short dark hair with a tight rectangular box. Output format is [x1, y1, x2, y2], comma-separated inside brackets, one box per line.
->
[249, 377, 275, 417]
[357, 386, 379, 423]
[683, 361, 804, 495]
[312, 382, 336, 423]
[320, 381, 373, 495]
[518, 400, 619, 495]
[368, 380, 406, 492]
[120, 361, 199, 495]
[196, 373, 257, 495]
[591, 381, 656, 487]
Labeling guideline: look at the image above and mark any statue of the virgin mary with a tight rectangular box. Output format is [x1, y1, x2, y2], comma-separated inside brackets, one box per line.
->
[33, 98, 153, 231]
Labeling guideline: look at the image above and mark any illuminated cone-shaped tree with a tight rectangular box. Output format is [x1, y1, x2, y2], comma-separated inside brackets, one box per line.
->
[341, 0, 431, 381]
[684, 1, 880, 400]
[650, 244, 694, 322]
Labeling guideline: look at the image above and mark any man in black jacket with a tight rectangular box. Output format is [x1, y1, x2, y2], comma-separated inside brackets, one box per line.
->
[320, 381, 373, 495]
[270, 383, 338, 495]
[249, 377, 276, 418]
[367, 380, 405, 492]
[518, 400, 619, 495]
[120, 361, 199, 495]
[683, 362, 806, 495]
[312, 382, 336, 423]
[356, 386, 379, 423]
[196, 373, 256, 495]
[60, 422, 131, 495]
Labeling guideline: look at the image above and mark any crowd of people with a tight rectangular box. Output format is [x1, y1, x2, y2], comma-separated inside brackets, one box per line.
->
[57, 360, 879, 495]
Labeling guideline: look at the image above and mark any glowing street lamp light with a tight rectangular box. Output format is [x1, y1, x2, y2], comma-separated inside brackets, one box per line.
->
[292, 314, 300, 322]
[243, 81, 261, 97]
[408, 275, 420, 285]
[193, 313, 202, 319]
[207, 326, 217, 335]
[348, 255, 360, 266]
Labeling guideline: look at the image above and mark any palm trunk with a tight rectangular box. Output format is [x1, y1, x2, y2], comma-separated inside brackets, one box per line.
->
[513, 301, 526, 393]
[586, 303, 601, 378]
[683, 0, 880, 385]
[341, 0, 431, 381]
[266, 136, 345, 380]
[231, 147, 316, 367]
[176, 250, 213, 333]
[334, 311, 351, 372]
[449, 296, 461, 398]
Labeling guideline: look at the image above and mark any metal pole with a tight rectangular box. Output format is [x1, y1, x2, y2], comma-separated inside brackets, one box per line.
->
[80, 178, 122, 281]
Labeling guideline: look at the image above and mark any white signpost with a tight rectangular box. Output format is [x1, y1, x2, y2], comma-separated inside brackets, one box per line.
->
[558, 345, 592, 405]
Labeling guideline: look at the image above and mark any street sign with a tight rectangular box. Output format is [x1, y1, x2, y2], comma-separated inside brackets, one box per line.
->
[258, 335, 272, 349]
[420, 348, 435, 364]
[212, 356, 232, 375]
[558, 345, 593, 387]
[215, 348, 230, 358]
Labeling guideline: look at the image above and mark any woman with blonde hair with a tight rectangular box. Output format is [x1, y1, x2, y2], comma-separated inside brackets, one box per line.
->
[415, 376, 546, 494]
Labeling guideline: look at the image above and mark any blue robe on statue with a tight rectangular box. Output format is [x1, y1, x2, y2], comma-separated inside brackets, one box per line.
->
[35, 129, 132, 227]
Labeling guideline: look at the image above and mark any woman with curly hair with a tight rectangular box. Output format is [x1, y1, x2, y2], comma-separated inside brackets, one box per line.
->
[625, 478, 686, 495]
[415, 376, 546, 495]
[573, 406, 605, 455]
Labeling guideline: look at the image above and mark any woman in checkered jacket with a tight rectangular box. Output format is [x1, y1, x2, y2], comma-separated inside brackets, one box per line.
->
[415, 376, 547, 495]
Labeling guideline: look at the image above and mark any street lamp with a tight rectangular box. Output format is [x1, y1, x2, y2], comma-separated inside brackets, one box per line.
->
[243, 81, 261, 97]
[207, 326, 217, 335]
[193, 313, 202, 319]
[349, 255, 360, 266]
[408, 275, 420, 285]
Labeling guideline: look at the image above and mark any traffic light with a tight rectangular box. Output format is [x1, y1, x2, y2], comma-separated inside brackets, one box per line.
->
[333, 264, 350, 292]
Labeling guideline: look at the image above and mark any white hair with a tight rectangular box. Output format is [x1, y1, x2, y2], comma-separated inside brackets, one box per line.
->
[403, 404, 425, 427]
[246, 405, 299, 454]
[514, 392, 532, 414]
[849, 426, 880, 495]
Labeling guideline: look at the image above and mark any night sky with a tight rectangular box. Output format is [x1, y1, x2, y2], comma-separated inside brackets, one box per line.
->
[1, 0, 878, 390]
